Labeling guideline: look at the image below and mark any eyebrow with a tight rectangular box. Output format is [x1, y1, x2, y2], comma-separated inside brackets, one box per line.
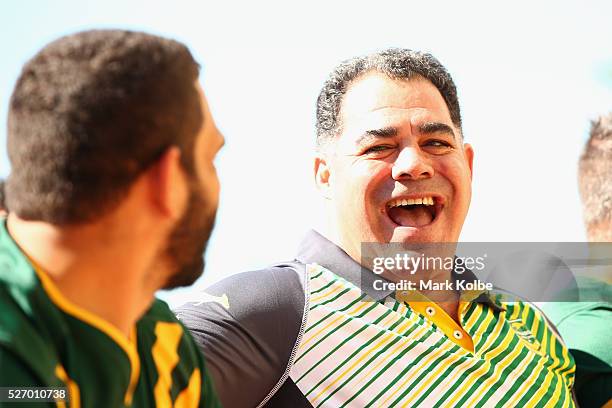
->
[418, 122, 456, 140]
[356, 122, 455, 146]
[355, 127, 398, 145]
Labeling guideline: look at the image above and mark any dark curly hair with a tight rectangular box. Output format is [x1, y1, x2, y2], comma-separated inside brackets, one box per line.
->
[316, 48, 462, 149]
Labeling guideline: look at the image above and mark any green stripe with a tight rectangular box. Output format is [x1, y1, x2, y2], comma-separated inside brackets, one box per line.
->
[387, 341, 459, 407]
[524, 304, 536, 329]
[452, 330, 521, 407]
[314, 314, 407, 407]
[305, 294, 367, 334]
[303, 321, 391, 396]
[474, 335, 525, 404]
[513, 362, 553, 407]
[494, 350, 540, 406]
[297, 307, 391, 384]
[430, 354, 486, 408]
[310, 279, 337, 295]
[537, 362, 561, 407]
[408, 346, 465, 407]
[337, 319, 425, 408]
[461, 300, 479, 323]
[363, 331, 437, 408]
[309, 288, 352, 311]
[310, 270, 324, 280]
[296, 300, 379, 365]
[476, 308, 507, 358]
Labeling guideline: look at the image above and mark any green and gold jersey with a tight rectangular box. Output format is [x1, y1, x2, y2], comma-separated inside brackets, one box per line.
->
[292, 264, 576, 407]
[0, 220, 221, 408]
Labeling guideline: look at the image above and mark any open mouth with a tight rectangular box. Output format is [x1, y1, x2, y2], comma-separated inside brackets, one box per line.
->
[386, 196, 442, 228]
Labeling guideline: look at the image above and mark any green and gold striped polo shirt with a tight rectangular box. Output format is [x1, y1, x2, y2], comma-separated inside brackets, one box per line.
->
[291, 263, 576, 407]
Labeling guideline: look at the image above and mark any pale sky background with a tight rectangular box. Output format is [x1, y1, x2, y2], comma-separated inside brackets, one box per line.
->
[2, 0, 611, 307]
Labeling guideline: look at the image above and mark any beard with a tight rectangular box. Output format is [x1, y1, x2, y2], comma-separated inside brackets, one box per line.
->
[162, 180, 217, 290]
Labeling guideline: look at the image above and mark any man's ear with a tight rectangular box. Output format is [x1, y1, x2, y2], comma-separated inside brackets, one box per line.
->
[147, 146, 187, 220]
[314, 155, 332, 200]
[464, 143, 474, 180]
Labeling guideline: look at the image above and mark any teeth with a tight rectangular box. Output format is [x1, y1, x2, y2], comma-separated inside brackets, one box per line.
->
[388, 196, 436, 208]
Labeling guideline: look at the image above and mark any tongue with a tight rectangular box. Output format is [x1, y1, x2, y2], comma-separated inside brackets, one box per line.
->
[388, 206, 433, 227]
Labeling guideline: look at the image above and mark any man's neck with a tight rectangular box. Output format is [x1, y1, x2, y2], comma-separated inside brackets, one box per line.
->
[7, 214, 164, 337]
[319, 225, 463, 322]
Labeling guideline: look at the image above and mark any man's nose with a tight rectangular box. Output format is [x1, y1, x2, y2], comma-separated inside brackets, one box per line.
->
[391, 146, 434, 180]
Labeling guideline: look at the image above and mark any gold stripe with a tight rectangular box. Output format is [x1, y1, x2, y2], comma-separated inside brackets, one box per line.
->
[539, 312, 549, 357]
[345, 319, 427, 395]
[445, 331, 507, 405]
[310, 281, 345, 303]
[509, 302, 522, 321]
[505, 356, 547, 407]
[414, 350, 483, 406]
[55, 364, 80, 408]
[173, 368, 201, 408]
[465, 302, 486, 328]
[33, 265, 140, 405]
[525, 348, 556, 407]
[378, 326, 459, 407]
[400, 340, 472, 407]
[152, 322, 184, 406]
[542, 368, 563, 408]
[310, 312, 405, 404]
[452, 317, 517, 406]
[300, 300, 371, 350]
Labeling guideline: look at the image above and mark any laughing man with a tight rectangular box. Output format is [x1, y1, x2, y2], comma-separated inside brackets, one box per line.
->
[177, 49, 577, 407]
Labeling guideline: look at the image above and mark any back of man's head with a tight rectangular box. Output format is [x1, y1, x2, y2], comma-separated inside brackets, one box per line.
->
[6, 30, 202, 225]
[578, 112, 612, 242]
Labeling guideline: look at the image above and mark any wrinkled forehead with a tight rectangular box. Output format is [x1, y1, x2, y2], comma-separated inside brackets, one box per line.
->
[338, 72, 455, 135]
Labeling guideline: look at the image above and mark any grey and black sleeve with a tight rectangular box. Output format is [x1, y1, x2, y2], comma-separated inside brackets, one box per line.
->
[174, 264, 311, 408]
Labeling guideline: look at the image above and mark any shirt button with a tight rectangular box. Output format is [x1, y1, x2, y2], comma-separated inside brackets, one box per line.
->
[453, 330, 463, 340]
[425, 306, 435, 316]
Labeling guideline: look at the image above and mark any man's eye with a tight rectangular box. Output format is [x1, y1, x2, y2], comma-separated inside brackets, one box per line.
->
[363, 145, 392, 154]
[423, 140, 452, 148]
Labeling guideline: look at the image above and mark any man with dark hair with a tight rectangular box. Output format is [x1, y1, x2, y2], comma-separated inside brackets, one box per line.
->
[541, 113, 612, 408]
[177, 49, 577, 407]
[0, 30, 223, 407]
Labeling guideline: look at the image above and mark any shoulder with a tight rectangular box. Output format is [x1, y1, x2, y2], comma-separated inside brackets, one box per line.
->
[174, 263, 308, 408]
[175, 263, 307, 336]
[139, 298, 205, 364]
[0, 283, 62, 387]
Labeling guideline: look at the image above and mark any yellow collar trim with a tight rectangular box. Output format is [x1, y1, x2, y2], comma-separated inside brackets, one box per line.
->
[32, 263, 141, 405]
[396, 290, 474, 352]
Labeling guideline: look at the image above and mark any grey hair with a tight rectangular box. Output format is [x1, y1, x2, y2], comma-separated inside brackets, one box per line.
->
[578, 112, 612, 232]
[315, 48, 462, 149]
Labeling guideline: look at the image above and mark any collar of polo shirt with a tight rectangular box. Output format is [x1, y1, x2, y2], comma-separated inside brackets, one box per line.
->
[296, 229, 505, 352]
